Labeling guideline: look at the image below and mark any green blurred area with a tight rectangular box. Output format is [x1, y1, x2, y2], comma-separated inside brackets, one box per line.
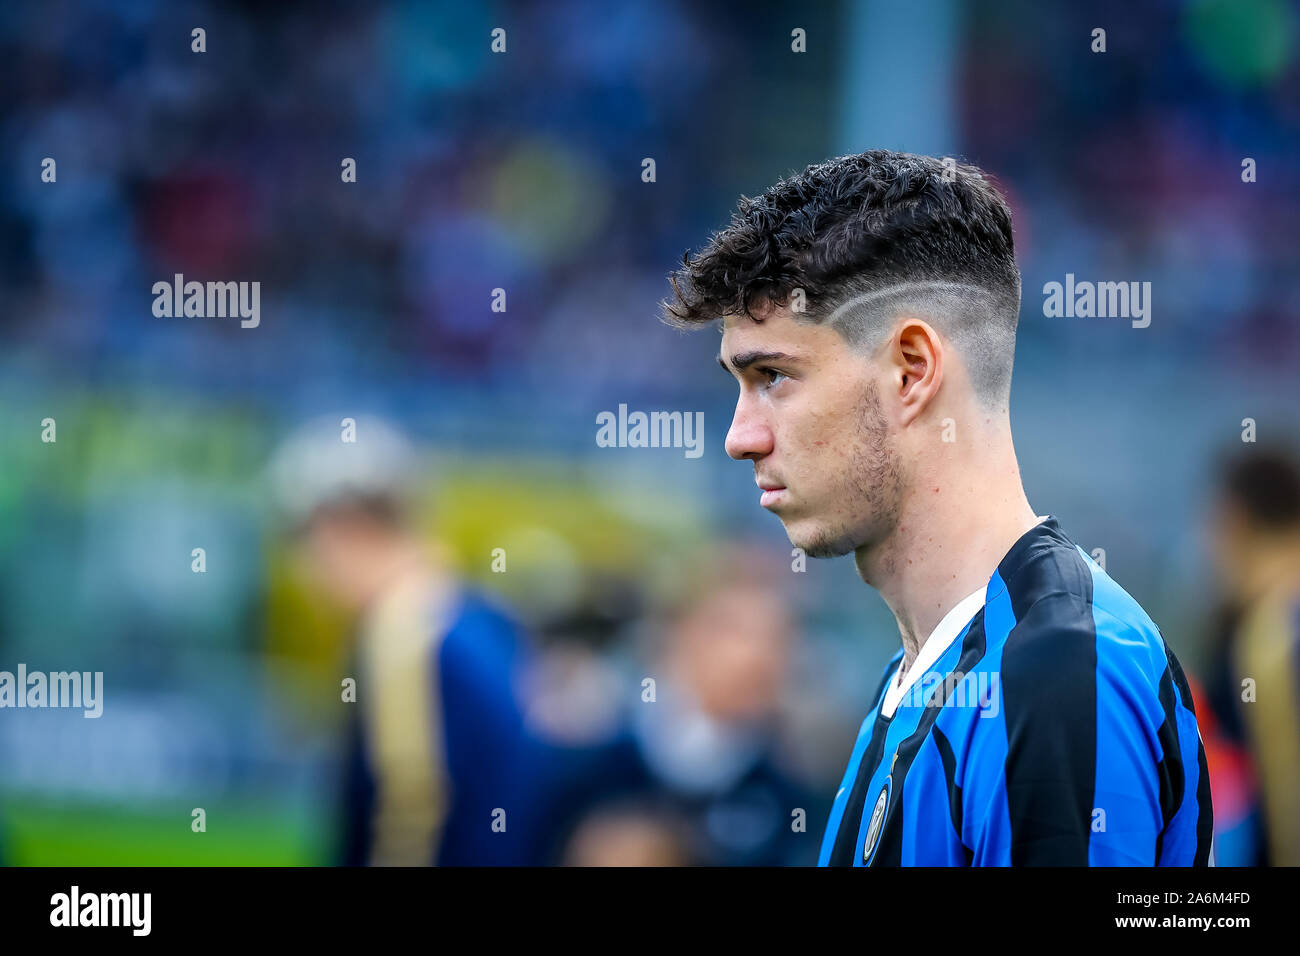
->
[0, 799, 328, 866]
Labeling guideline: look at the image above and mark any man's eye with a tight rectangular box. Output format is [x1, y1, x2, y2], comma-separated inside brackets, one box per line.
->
[759, 368, 788, 388]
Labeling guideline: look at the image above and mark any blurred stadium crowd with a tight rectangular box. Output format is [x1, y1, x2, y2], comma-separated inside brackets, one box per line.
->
[0, 0, 1297, 864]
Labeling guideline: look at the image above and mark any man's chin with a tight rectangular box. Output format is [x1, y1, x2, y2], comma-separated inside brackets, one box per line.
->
[784, 520, 859, 559]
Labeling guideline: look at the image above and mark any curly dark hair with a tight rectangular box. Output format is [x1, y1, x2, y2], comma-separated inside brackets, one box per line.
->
[663, 148, 1020, 323]
[661, 150, 1023, 405]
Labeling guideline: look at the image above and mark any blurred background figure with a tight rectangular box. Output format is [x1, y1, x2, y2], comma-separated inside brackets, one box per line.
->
[560, 799, 692, 867]
[541, 547, 824, 866]
[1196, 447, 1300, 866]
[269, 417, 546, 865]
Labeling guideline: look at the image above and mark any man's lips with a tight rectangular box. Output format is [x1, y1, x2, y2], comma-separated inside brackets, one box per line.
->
[756, 478, 786, 508]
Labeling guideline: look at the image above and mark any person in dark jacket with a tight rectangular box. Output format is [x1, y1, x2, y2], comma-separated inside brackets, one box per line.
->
[270, 417, 546, 865]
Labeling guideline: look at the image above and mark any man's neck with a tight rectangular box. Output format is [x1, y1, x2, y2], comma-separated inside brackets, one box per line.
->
[1240, 541, 1300, 604]
[855, 436, 1039, 672]
[357, 543, 443, 618]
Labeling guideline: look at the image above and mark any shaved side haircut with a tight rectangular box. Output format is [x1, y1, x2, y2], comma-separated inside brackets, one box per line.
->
[662, 150, 1023, 409]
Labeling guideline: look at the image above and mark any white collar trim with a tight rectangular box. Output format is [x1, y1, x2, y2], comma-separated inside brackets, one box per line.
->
[880, 585, 986, 718]
[877, 516, 1048, 719]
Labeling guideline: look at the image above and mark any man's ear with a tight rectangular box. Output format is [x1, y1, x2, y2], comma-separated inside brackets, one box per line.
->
[892, 319, 943, 425]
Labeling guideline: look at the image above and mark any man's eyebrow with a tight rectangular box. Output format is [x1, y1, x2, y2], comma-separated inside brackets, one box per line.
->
[716, 350, 800, 374]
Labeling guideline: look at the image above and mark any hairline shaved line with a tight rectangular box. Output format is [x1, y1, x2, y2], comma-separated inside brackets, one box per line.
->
[819, 281, 998, 327]
[815, 280, 1017, 409]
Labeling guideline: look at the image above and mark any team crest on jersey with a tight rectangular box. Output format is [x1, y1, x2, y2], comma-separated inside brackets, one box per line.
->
[862, 775, 891, 864]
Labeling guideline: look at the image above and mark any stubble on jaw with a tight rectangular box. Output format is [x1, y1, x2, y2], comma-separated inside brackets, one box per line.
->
[798, 382, 905, 559]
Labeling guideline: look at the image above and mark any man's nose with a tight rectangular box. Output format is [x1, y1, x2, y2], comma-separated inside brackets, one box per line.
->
[724, 398, 774, 461]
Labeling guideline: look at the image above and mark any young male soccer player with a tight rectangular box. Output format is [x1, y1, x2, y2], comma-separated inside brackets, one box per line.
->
[661, 150, 1213, 866]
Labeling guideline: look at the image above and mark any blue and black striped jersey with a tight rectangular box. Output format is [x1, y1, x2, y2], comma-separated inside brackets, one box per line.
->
[819, 516, 1213, 866]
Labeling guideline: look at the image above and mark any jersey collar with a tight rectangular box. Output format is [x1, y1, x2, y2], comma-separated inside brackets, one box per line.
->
[879, 515, 1051, 718]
